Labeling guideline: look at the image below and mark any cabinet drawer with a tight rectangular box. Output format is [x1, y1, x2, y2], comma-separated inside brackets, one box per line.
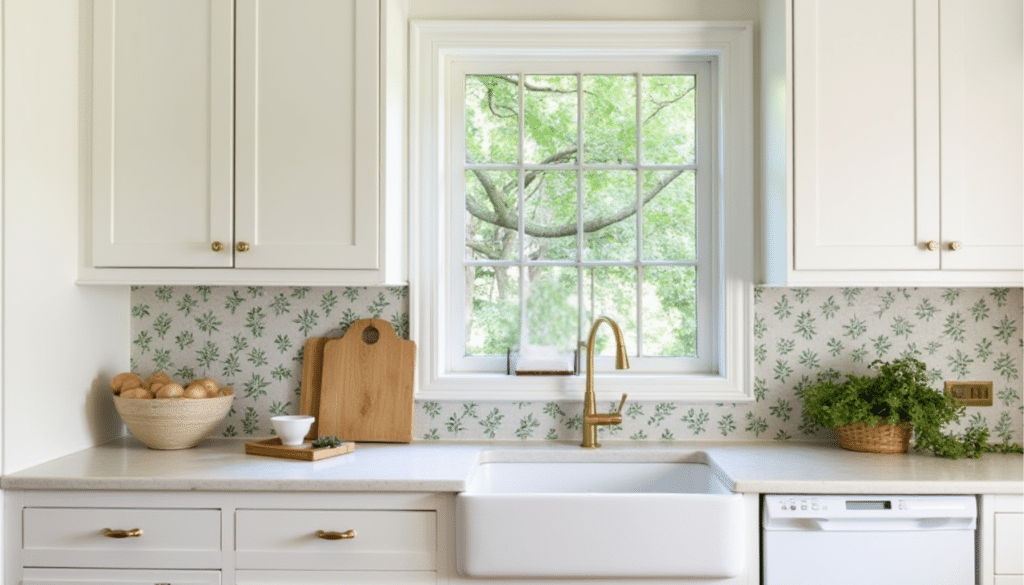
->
[22, 507, 222, 569]
[236, 570, 435, 585]
[23, 568, 220, 585]
[235, 510, 436, 571]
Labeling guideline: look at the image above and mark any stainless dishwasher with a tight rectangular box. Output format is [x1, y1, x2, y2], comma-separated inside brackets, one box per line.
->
[763, 495, 977, 585]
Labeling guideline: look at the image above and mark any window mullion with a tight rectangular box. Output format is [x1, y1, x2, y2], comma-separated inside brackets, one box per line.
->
[635, 72, 644, 357]
[576, 73, 586, 346]
[518, 75, 528, 348]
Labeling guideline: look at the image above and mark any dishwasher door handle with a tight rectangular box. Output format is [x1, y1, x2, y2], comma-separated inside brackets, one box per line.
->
[795, 517, 976, 531]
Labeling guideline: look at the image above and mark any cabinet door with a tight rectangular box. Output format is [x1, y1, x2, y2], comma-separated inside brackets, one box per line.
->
[791, 0, 940, 270]
[938, 0, 1023, 271]
[995, 513, 1024, 576]
[234, 0, 380, 270]
[91, 0, 234, 268]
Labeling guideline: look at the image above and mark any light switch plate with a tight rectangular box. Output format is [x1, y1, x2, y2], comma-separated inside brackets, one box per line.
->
[944, 381, 994, 406]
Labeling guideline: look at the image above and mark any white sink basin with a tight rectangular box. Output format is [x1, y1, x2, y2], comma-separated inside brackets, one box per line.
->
[456, 450, 747, 579]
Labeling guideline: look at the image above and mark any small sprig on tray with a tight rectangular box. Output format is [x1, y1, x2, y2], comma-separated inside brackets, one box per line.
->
[311, 435, 343, 449]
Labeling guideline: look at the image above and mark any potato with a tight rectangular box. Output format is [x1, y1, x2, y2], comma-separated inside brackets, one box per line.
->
[183, 384, 208, 399]
[119, 387, 153, 399]
[219, 387, 234, 397]
[110, 372, 143, 395]
[155, 384, 184, 398]
[160, 383, 186, 398]
[146, 371, 173, 388]
[198, 378, 219, 394]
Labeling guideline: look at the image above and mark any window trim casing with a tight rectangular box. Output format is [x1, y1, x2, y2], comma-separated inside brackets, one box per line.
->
[410, 20, 755, 402]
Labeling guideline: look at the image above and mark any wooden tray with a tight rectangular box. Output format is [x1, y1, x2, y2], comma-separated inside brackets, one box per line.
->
[244, 437, 355, 461]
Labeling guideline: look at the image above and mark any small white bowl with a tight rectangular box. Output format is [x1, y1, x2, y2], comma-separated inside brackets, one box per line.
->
[271, 415, 315, 446]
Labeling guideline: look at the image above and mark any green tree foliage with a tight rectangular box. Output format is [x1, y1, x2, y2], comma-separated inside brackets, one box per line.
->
[464, 73, 700, 358]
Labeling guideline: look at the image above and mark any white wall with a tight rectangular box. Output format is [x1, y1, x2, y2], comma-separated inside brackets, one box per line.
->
[3, 0, 128, 474]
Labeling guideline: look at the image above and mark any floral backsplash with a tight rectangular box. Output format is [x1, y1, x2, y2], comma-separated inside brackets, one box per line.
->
[129, 286, 1023, 444]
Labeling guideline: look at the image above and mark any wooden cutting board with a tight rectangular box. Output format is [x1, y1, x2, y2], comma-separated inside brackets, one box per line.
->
[299, 336, 330, 439]
[318, 319, 416, 443]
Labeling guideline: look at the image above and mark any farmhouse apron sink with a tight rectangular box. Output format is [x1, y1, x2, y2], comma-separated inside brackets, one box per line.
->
[455, 450, 746, 578]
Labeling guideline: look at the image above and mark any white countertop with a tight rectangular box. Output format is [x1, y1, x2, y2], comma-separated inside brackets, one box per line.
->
[2, 437, 1021, 494]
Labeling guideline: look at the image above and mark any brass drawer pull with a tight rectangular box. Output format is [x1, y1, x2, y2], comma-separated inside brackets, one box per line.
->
[236, 241, 251, 252]
[211, 241, 224, 252]
[316, 529, 356, 540]
[102, 527, 142, 538]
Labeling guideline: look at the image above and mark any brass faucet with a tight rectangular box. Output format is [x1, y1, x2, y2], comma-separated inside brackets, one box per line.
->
[581, 316, 629, 448]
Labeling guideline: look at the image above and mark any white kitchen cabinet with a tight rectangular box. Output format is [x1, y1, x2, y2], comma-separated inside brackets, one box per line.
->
[234, 509, 436, 571]
[762, 0, 1022, 285]
[235, 571, 435, 585]
[85, 0, 403, 285]
[22, 569, 222, 585]
[981, 495, 1024, 585]
[5, 491, 447, 585]
[21, 507, 222, 569]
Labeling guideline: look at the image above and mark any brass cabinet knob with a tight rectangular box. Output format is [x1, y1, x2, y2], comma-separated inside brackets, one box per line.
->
[315, 529, 356, 540]
[948, 241, 963, 251]
[926, 241, 940, 251]
[236, 242, 251, 252]
[211, 241, 224, 252]
[102, 528, 142, 538]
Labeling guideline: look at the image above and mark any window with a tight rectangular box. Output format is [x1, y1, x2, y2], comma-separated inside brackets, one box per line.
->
[411, 21, 754, 401]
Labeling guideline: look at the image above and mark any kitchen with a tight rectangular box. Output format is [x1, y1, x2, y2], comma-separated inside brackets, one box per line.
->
[1, 0, 1022, 584]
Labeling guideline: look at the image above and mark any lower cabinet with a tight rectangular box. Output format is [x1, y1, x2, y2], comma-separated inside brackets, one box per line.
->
[5, 491, 448, 585]
[982, 495, 1024, 585]
[22, 569, 221, 585]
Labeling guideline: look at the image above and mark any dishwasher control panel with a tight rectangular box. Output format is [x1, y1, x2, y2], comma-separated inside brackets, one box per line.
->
[764, 495, 977, 525]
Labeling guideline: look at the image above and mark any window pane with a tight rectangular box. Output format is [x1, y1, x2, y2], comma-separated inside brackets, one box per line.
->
[583, 75, 636, 164]
[583, 266, 638, 356]
[465, 170, 519, 262]
[465, 75, 519, 164]
[524, 170, 577, 261]
[583, 170, 637, 261]
[524, 266, 579, 353]
[642, 266, 697, 357]
[523, 75, 578, 165]
[642, 170, 696, 261]
[466, 266, 520, 356]
[641, 75, 696, 164]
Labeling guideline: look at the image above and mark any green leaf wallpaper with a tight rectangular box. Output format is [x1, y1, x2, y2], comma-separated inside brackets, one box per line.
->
[130, 286, 1023, 444]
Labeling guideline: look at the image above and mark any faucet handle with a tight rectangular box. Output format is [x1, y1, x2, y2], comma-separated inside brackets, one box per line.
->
[614, 393, 628, 415]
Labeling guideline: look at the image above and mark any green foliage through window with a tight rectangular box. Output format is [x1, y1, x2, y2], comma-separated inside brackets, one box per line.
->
[463, 73, 702, 361]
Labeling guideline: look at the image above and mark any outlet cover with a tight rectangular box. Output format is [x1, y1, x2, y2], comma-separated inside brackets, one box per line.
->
[944, 381, 994, 406]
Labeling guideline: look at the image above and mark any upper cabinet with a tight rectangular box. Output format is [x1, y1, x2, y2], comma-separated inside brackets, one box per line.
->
[762, 0, 1023, 286]
[83, 0, 404, 285]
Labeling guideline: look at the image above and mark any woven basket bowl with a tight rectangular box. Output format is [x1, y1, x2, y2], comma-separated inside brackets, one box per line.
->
[113, 394, 233, 450]
[835, 421, 912, 454]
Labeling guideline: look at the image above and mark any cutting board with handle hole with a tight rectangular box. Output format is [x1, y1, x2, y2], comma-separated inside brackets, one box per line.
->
[318, 319, 416, 443]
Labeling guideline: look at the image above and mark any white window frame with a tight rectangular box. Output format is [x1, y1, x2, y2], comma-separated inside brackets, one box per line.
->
[410, 20, 754, 402]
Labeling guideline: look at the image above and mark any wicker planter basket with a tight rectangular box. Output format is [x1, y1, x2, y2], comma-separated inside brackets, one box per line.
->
[835, 421, 912, 454]
[113, 394, 234, 450]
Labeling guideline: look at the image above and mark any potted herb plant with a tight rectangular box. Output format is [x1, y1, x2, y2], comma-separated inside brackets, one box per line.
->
[798, 357, 1020, 459]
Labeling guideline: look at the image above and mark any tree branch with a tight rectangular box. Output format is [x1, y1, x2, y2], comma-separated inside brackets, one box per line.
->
[643, 86, 695, 125]
[466, 169, 685, 239]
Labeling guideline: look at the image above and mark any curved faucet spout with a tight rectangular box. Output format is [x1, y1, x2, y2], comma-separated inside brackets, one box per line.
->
[581, 317, 630, 448]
